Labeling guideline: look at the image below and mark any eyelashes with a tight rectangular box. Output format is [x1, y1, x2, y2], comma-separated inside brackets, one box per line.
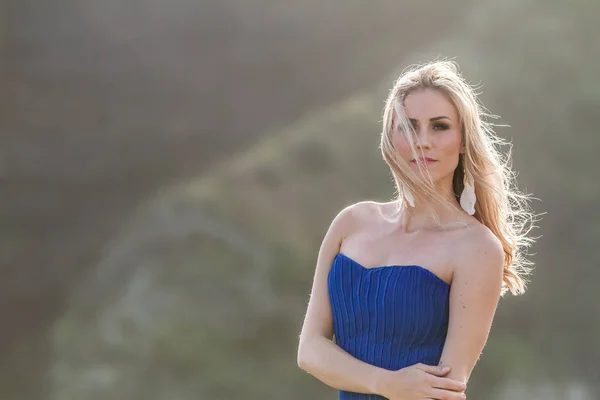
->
[397, 123, 451, 132]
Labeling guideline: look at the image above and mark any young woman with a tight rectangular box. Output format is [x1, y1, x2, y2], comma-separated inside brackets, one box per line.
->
[297, 60, 535, 399]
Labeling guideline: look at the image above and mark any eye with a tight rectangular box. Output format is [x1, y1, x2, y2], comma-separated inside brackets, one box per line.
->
[397, 121, 418, 133]
[433, 123, 450, 131]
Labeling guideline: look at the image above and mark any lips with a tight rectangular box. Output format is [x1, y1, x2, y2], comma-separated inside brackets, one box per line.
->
[411, 157, 437, 165]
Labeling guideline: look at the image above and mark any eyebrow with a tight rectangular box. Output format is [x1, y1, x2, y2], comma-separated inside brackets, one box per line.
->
[408, 116, 451, 122]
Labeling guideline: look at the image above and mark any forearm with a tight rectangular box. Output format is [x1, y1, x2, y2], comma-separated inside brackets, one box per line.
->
[297, 336, 387, 395]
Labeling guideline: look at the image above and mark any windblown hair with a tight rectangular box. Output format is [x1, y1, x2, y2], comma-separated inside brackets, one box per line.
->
[380, 59, 536, 295]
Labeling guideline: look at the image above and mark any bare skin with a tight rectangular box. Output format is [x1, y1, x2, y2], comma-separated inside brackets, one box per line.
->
[297, 89, 505, 399]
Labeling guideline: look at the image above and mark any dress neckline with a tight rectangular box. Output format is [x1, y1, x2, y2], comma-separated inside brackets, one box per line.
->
[335, 252, 451, 287]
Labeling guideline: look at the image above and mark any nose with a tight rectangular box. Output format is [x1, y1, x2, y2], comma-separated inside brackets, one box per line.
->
[415, 127, 432, 149]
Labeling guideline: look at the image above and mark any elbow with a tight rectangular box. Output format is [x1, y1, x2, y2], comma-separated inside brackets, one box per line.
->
[296, 341, 311, 371]
[296, 337, 318, 372]
[297, 355, 310, 372]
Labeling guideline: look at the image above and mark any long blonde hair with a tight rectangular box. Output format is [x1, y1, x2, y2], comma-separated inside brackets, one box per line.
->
[380, 60, 536, 295]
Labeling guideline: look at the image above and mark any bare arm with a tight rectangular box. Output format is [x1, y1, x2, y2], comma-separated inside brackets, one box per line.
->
[297, 204, 385, 394]
[437, 227, 506, 386]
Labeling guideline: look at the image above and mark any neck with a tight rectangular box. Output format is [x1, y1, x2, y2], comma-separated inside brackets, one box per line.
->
[399, 177, 463, 232]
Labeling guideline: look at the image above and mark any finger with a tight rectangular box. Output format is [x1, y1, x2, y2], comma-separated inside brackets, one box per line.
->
[431, 376, 467, 392]
[416, 363, 451, 376]
[428, 387, 466, 400]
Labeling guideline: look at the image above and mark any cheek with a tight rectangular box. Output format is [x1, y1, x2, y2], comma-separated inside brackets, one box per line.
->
[438, 130, 462, 155]
[392, 131, 412, 155]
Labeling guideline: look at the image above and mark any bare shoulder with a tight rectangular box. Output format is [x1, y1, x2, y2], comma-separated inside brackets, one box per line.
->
[332, 200, 389, 231]
[453, 222, 505, 278]
[315, 200, 385, 263]
[342, 200, 387, 218]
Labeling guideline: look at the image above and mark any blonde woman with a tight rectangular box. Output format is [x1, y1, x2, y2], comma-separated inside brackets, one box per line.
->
[297, 60, 535, 399]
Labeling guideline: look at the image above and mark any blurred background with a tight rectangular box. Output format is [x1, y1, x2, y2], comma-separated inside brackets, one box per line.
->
[1, 0, 599, 399]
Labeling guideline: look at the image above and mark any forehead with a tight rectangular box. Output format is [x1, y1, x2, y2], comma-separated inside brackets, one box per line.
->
[403, 88, 458, 120]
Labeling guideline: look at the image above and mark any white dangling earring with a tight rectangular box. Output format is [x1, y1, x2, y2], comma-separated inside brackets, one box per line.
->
[460, 170, 476, 215]
[401, 183, 415, 208]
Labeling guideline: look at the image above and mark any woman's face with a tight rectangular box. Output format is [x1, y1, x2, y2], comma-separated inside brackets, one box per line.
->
[392, 88, 463, 184]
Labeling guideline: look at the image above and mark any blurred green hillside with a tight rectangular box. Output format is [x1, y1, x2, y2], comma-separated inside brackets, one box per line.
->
[50, 0, 600, 399]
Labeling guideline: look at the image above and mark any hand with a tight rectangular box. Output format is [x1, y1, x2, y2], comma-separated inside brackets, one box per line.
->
[374, 363, 467, 400]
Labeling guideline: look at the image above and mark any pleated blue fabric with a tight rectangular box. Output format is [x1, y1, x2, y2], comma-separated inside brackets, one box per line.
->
[327, 253, 451, 400]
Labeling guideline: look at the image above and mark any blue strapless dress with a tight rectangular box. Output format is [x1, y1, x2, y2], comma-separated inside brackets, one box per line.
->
[327, 253, 451, 400]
